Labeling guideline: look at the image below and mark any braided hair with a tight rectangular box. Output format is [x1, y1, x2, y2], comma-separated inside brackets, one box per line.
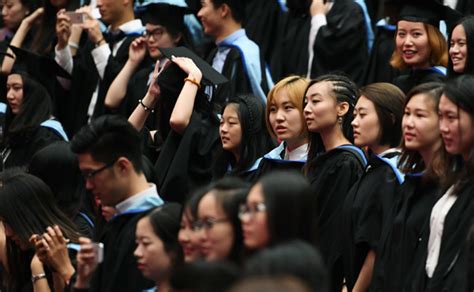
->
[304, 74, 359, 171]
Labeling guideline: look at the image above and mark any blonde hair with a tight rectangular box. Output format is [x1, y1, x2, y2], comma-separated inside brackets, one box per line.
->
[265, 76, 310, 138]
[391, 23, 449, 70]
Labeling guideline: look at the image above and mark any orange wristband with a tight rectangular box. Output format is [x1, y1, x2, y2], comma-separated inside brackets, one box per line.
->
[184, 77, 201, 89]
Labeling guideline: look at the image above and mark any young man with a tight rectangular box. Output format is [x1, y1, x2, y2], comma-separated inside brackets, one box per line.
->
[198, 0, 273, 104]
[55, 0, 146, 136]
[70, 115, 163, 292]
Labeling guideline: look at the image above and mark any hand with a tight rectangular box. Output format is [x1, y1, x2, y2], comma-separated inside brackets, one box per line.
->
[22, 7, 44, 27]
[171, 56, 202, 83]
[75, 237, 98, 289]
[310, 0, 331, 16]
[80, 9, 104, 44]
[56, 9, 72, 50]
[146, 60, 164, 99]
[129, 37, 147, 65]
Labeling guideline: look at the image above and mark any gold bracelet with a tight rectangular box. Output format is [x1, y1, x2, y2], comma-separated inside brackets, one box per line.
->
[184, 77, 201, 89]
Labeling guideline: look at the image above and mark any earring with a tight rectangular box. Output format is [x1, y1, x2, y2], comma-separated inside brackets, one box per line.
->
[337, 116, 343, 124]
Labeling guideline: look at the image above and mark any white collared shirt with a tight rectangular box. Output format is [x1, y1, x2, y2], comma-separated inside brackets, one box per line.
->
[284, 143, 309, 161]
[115, 183, 163, 215]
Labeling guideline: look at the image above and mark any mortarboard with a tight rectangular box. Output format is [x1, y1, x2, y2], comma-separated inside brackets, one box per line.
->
[398, 0, 462, 30]
[138, 3, 188, 32]
[159, 46, 228, 86]
[4, 46, 71, 99]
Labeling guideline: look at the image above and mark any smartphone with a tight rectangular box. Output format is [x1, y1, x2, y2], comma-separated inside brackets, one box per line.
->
[65, 12, 86, 24]
[91, 242, 104, 263]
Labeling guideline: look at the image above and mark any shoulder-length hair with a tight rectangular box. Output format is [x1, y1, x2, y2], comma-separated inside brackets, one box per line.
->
[359, 82, 406, 148]
[266, 76, 309, 139]
[398, 82, 452, 182]
[304, 74, 359, 172]
[391, 23, 449, 70]
[213, 95, 274, 178]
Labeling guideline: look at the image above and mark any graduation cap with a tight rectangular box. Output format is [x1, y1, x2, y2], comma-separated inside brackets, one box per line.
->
[159, 46, 229, 86]
[398, 0, 462, 29]
[4, 46, 71, 99]
[138, 3, 189, 33]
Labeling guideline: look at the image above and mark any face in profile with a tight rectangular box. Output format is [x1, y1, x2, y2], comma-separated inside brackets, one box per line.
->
[240, 183, 269, 250]
[396, 20, 432, 69]
[402, 93, 440, 153]
[134, 217, 172, 281]
[2, 0, 29, 31]
[304, 81, 341, 133]
[196, 192, 235, 261]
[352, 96, 382, 150]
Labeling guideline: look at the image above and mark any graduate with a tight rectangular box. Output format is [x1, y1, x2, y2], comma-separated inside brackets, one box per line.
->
[197, 0, 273, 104]
[303, 74, 367, 292]
[370, 82, 450, 292]
[55, 0, 146, 135]
[341, 83, 405, 292]
[212, 94, 274, 182]
[448, 16, 474, 77]
[390, 0, 460, 94]
[409, 74, 474, 292]
[255, 76, 309, 178]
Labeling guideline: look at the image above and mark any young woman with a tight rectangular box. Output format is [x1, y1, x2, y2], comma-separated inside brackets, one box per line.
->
[213, 94, 274, 181]
[370, 82, 450, 292]
[256, 76, 309, 177]
[178, 193, 204, 262]
[449, 16, 474, 76]
[410, 74, 474, 291]
[390, 3, 449, 93]
[239, 171, 312, 251]
[0, 0, 37, 41]
[303, 74, 367, 292]
[192, 177, 248, 264]
[1, 72, 67, 169]
[134, 203, 183, 292]
[341, 83, 406, 292]
[0, 169, 80, 291]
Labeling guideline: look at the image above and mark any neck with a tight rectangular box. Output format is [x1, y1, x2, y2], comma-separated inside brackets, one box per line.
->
[320, 126, 350, 151]
[215, 21, 242, 42]
[286, 137, 308, 152]
[232, 151, 240, 163]
[419, 140, 441, 170]
[125, 173, 150, 199]
[156, 280, 169, 292]
[110, 11, 135, 31]
[370, 144, 391, 155]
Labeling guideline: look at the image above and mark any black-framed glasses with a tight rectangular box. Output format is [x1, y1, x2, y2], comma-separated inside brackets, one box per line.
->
[238, 203, 266, 220]
[192, 218, 228, 231]
[143, 28, 165, 40]
[81, 161, 115, 180]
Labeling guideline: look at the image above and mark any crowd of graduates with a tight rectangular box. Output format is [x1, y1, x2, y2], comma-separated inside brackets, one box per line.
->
[0, 0, 472, 291]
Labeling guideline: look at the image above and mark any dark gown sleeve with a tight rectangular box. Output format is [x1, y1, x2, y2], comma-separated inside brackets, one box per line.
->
[310, 0, 369, 85]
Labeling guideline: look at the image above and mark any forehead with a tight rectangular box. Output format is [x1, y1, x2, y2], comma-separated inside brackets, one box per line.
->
[270, 88, 295, 105]
[223, 104, 239, 117]
[397, 20, 426, 31]
[145, 23, 165, 30]
[7, 74, 22, 84]
[407, 93, 435, 110]
[306, 81, 332, 97]
[439, 94, 458, 110]
[356, 95, 376, 110]
[247, 184, 263, 202]
[452, 24, 466, 38]
[77, 153, 103, 169]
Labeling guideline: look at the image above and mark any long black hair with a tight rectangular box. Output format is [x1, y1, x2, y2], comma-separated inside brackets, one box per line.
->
[213, 95, 274, 178]
[4, 73, 52, 147]
[448, 16, 474, 77]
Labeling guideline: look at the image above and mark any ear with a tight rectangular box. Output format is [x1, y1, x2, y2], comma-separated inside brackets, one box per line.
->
[172, 33, 183, 46]
[337, 101, 350, 117]
[116, 157, 132, 174]
[219, 3, 231, 18]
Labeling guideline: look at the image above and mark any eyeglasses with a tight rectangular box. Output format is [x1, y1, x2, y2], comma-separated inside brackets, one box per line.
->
[192, 218, 228, 231]
[81, 161, 115, 180]
[143, 28, 165, 40]
[238, 203, 266, 220]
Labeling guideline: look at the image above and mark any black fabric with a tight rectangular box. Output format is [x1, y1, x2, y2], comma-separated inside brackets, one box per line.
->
[306, 147, 365, 292]
[393, 68, 446, 94]
[370, 175, 440, 292]
[255, 157, 305, 180]
[155, 111, 220, 204]
[456, 0, 474, 15]
[408, 182, 474, 292]
[309, 0, 369, 85]
[89, 212, 155, 292]
[362, 25, 400, 85]
[341, 154, 402, 292]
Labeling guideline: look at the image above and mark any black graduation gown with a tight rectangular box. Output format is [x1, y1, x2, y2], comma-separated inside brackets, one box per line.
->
[89, 212, 155, 292]
[370, 175, 440, 292]
[408, 182, 474, 292]
[341, 153, 403, 292]
[362, 24, 400, 85]
[2, 126, 63, 169]
[309, 0, 369, 85]
[155, 111, 220, 204]
[455, 0, 474, 15]
[393, 68, 446, 94]
[62, 36, 145, 136]
[306, 146, 366, 292]
[206, 46, 270, 106]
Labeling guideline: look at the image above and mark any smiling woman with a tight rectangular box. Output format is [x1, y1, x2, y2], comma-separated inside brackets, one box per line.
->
[449, 16, 474, 76]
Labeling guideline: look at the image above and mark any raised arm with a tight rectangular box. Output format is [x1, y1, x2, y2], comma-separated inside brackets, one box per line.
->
[105, 37, 147, 109]
[1, 8, 44, 74]
[168, 56, 203, 134]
